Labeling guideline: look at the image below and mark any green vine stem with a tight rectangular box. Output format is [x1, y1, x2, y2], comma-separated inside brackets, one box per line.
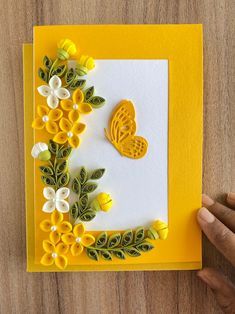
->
[48, 58, 59, 79]
[85, 228, 154, 261]
[70, 167, 106, 223]
[88, 239, 146, 251]
[39, 140, 72, 191]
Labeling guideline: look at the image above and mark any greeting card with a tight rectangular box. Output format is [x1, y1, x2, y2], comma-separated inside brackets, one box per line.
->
[24, 25, 203, 271]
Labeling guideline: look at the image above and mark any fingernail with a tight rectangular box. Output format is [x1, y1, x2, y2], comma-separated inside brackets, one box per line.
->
[202, 194, 214, 207]
[198, 207, 215, 223]
[227, 192, 235, 201]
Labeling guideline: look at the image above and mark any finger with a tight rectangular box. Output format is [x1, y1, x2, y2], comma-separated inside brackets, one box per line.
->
[197, 268, 235, 314]
[202, 194, 235, 232]
[227, 192, 235, 209]
[197, 207, 235, 266]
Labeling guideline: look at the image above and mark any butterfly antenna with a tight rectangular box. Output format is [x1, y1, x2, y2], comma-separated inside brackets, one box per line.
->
[104, 128, 111, 143]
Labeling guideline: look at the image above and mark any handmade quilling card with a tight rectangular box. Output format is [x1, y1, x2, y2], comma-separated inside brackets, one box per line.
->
[24, 25, 203, 271]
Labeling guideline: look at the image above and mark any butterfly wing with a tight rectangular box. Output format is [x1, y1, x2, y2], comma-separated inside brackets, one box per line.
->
[120, 136, 148, 159]
[105, 99, 148, 159]
[105, 100, 136, 146]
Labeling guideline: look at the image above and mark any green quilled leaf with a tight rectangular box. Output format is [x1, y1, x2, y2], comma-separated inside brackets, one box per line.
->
[79, 167, 87, 184]
[136, 242, 154, 252]
[86, 248, 99, 261]
[90, 168, 105, 180]
[55, 160, 67, 175]
[72, 178, 81, 196]
[95, 232, 108, 248]
[88, 96, 105, 108]
[65, 68, 76, 84]
[48, 140, 59, 155]
[39, 166, 53, 176]
[57, 173, 70, 188]
[70, 203, 79, 220]
[82, 182, 97, 194]
[121, 230, 133, 246]
[69, 79, 86, 90]
[107, 233, 121, 248]
[41, 175, 56, 186]
[113, 249, 126, 260]
[52, 64, 67, 77]
[43, 56, 53, 70]
[84, 86, 95, 101]
[38, 68, 48, 82]
[124, 247, 141, 257]
[78, 194, 89, 210]
[80, 209, 96, 222]
[134, 227, 145, 243]
[56, 146, 72, 159]
[100, 250, 112, 261]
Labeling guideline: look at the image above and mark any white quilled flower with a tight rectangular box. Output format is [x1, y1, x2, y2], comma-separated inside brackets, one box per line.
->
[37, 75, 70, 109]
[42, 187, 70, 213]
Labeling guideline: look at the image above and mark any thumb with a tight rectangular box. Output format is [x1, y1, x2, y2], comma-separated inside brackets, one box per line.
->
[197, 207, 235, 266]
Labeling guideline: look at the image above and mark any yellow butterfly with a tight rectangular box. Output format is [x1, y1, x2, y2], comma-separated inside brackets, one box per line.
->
[104, 100, 148, 159]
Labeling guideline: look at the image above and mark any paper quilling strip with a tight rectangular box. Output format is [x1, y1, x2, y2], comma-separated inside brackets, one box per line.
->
[31, 38, 168, 270]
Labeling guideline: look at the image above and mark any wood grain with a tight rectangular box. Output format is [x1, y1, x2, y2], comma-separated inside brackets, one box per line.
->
[0, 0, 234, 313]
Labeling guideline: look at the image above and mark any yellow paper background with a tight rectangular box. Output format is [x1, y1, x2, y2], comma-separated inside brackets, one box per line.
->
[24, 24, 202, 271]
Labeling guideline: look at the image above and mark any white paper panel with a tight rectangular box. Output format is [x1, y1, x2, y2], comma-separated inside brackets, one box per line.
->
[69, 60, 168, 230]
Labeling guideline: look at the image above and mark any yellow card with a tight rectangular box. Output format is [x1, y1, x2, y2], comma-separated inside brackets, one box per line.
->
[24, 25, 202, 272]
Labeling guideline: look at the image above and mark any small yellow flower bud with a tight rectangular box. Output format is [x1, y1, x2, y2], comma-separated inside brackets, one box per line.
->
[79, 55, 95, 71]
[38, 150, 51, 161]
[148, 220, 168, 240]
[76, 65, 89, 76]
[57, 39, 77, 60]
[91, 193, 113, 212]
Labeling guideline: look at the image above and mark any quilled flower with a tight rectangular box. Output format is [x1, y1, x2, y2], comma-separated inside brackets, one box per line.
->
[147, 220, 168, 240]
[37, 75, 70, 109]
[42, 187, 70, 213]
[31, 142, 51, 161]
[91, 192, 113, 212]
[32, 106, 63, 134]
[57, 39, 77, 60]
[53, 117, 86, 148]
[60, 88, 92, 123]
[61, 223, 95, 256]
[40, 210, 72, 244]
[79, 55, 95, 71]
[40, 240, 69, 269]
[32, 105, 62, 134]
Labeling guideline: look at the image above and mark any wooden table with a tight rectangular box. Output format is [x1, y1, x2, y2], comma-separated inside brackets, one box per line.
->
[0, 1, 234, 313]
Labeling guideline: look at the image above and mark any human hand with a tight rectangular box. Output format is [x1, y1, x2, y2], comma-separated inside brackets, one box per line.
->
[197, 193, 235, 313]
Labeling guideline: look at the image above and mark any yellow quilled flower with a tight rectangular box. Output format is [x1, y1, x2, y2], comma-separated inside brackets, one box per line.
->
[53, 117, 86, 148]
[60, 88, 92, 123]
[32, 105, 63, 134]
[61, 223, 95, 256]
[40, 240, 69, 270]
[40, 210, 72, 244]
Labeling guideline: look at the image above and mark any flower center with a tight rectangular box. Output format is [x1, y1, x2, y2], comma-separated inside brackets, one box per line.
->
[42, 115, 49, 122]
[73, 104, 79, 110]
[67, 131, 73, 138]
[51, 225, 57, 232]
[51, 252, 58, 259]
[76, 237, 81, 243]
